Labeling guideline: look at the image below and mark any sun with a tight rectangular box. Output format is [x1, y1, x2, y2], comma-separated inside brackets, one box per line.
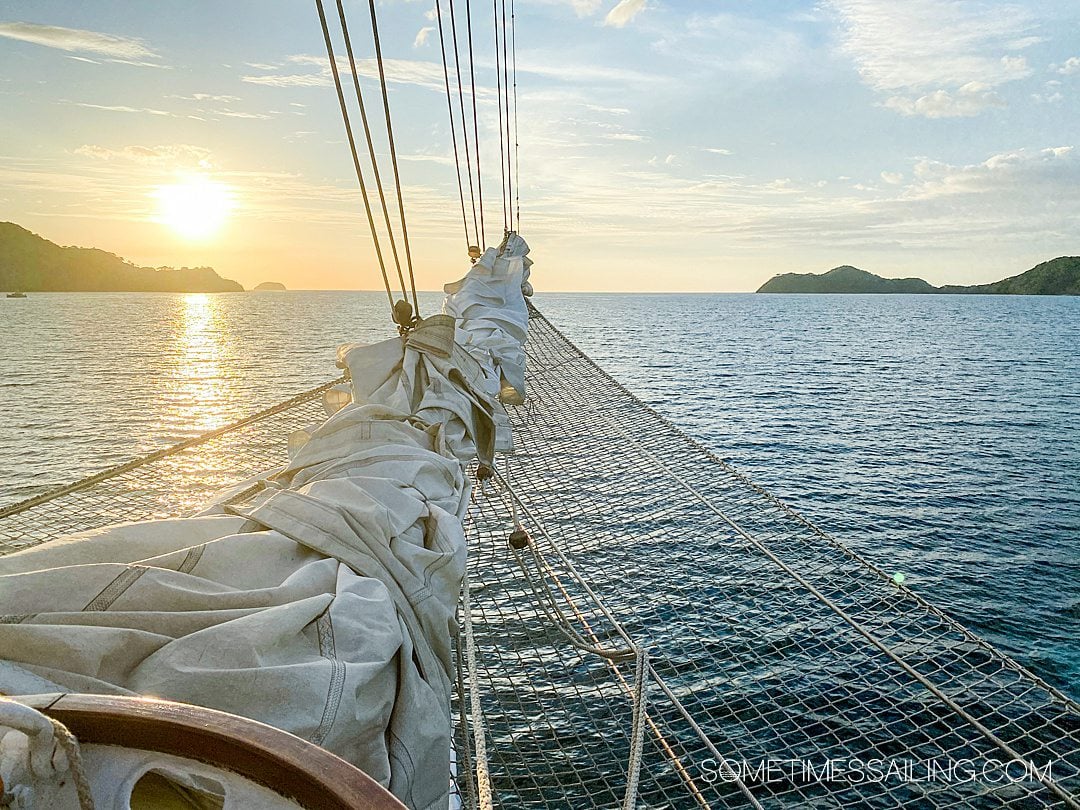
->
[154, 176, 233, 239]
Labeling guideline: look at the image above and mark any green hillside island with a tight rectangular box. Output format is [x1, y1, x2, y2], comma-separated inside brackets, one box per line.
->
[0, 222, 242, 293]
[757, 258, 1080, 295]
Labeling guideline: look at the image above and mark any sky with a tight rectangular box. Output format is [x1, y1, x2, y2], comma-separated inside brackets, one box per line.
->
[0, 0, 1078, 292]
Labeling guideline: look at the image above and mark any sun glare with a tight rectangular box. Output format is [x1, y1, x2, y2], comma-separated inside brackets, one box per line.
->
[154, 176, 233, 240]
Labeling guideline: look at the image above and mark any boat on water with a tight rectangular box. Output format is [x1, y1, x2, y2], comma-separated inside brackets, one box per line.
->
[5, 292, 27, 298]
[1, 2, 1078, 809]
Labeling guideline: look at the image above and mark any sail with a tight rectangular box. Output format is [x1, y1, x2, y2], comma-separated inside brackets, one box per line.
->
[0, 240, 536, 810]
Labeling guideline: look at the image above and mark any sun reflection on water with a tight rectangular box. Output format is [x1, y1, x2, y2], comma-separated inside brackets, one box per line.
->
[170, 293, 230, 435]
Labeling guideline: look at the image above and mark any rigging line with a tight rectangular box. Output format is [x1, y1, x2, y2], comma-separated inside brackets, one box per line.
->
[434, 0, 473, 253]
[335, 0, 408, 302]
[447, 0, 481, 251]
[465, 0, 486, 249]
[492, 0, 507, 233]
[314, 0, 395, 317]
[366, 0, 420, 314]
[510, 0, 520, 231]
[500, 0, 513, 233]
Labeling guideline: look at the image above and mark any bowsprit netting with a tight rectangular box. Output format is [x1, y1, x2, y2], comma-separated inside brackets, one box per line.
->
[454, 306, 1080, 809]
[0, 378, 343, 553]
[1, 310, 1078, 809]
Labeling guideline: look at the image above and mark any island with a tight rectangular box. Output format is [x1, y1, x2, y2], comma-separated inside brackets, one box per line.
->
[757, 257, 1080, 295]
[253, 281, 287, 291]
[0, 222, 243, 293]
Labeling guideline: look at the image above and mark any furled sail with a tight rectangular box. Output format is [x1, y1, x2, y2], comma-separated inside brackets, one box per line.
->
[0, 238, 535, 810]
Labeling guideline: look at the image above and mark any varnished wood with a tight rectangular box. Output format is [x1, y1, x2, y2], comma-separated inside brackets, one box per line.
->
[14, 693, 406, 809]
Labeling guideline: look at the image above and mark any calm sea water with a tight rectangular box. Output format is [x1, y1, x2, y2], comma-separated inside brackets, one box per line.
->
[1, 291, 1077, 696]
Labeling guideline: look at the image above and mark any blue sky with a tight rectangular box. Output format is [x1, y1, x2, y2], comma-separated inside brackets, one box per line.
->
[1, 0, 1078, 291]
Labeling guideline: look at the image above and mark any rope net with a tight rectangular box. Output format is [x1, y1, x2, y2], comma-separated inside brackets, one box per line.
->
[2, 309, 1078, 809]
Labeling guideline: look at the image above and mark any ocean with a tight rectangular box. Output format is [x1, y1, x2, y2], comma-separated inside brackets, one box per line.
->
[1, 290, 1077, 697]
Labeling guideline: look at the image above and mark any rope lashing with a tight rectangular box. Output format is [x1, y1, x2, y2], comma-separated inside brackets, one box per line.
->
[0, 699, 95, 810]
[49, 718, 95, 810]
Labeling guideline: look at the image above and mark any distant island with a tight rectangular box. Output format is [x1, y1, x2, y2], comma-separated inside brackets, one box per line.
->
[758, 258, 1080, 295]
[0, 222, 242, 293]
[253, 281, 287, 291]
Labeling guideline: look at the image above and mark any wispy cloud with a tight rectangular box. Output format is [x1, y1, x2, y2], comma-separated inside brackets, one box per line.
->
[74, 144, 213, 168]
[413, 26, 434, 48]
[704, 147, 733, 156]
[241, 54, 447, 91]
[604, 0, 647, 28]
[605, 132, 647, 142]
[828, 0, 1036, 117]
[0, 21, 159, 62]
[1056, 56, 1080, 76]
[170, 93, 241, 103]
[70, 102, 177, 117]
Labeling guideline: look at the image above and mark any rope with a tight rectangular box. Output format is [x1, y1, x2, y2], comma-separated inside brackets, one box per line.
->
[454, 627, 478, 810]
[448, 0, 481, 252]
[313, 0, 396, 317]
[460, 569, 494, 810]
[464, 0, 486, 248]
[366, 0, 420, 315]
[434, 0, 474, 254]
[334, 0, 409, 303]
[492, 0, 507, 233]
[499, 0, 513, 233]
[509, 0, 520, 231]
[49, 717, 95, 810]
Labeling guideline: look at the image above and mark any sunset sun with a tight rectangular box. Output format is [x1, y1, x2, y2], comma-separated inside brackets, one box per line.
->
[154, 176, 233, 239]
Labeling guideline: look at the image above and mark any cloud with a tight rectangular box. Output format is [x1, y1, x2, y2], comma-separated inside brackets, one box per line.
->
[0, 22, 158, 61]
[70, 102, 176, 117]
[1032, 80, 1063, 104]
[585, 103, 630, 115]
[605, 133, 647, 141]
[171, 93, 241, 103]
[828, 0, 1036, 117]
[880, 171, 904, 184]
[883, 82, 1006, 117]
[1057, 56, 1080, 75]
[651, 13, 812, 82]
[75, 144, 213, 168]
[704, 147, 733, 155]
[413, 26, 434, 48]
[604, 0, 646, 28]
[241, 54, 448, 91]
